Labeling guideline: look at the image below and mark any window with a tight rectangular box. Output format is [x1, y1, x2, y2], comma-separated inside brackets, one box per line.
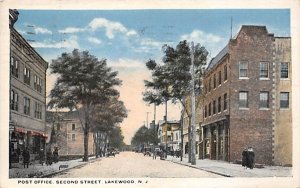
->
[23, 97, 30, 115]
[259, 92, 269, 108]
[213, 74, 216, 89]
[208, 102, 211, 116]
[224, 65, 227, 81]
[57, 124, 60, 131]
[218, 71, 222, 85]
[206, 140, 210, 155]
[72, 124, 76, 130]
[218, 96, 221, 113]
[10, 90, 18, 111]
[260, 62, 269, 78]
[34, 102, 42, 119]
[24, 67, 31, 85]
[213, 100, 216, 114]
[34, 76, 42, 93]
[208, 78, 211, 92]
[10, 56, 19, 78]
[224, 93, 227, 110]
[239, 61, 248, 78]
[239, 91, 248, 108]
[280, 92, 289, 109]
[72, 134, 75, 141]
[281, 62, 289, 78]
[204, 105, 207, 118]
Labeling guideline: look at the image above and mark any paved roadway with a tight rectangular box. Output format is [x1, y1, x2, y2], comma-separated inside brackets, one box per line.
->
[54, 151, 222, 178]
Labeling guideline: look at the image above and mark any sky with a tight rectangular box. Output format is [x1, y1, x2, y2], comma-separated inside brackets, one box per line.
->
[14, 9, 290, 144]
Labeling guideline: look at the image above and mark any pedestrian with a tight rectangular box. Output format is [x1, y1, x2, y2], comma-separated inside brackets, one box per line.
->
[247, 147, 255, 169]
[22, 147, 30, 168]
[46, 148, 53, 166]
[39, 148, 45, 165]
[241, 148, 248, 169]
[153, 148, 157, 160]
[53, 148, 59, 163]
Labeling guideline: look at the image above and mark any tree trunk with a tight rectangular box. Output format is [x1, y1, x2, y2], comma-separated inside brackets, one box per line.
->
[83, 122, 89, 162]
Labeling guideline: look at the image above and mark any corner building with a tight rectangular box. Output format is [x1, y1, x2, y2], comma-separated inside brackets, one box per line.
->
[201, 25, 291, 166]
[9, 10, 48, 161]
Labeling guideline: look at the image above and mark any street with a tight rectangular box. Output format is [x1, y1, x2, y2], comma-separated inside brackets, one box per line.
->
[54, 152, 222, 178]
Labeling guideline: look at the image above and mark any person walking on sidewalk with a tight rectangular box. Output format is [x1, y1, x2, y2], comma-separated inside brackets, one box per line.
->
[247, 147, 255, 169]
[46, 148, 53, 166]
[22, 147, 30, 168]
[241, 148, 248, 169]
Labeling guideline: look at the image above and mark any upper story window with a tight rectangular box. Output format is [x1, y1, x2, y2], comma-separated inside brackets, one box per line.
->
[239, 91, 249, 108]
[213, 100, 216, 114]
[239, 61, 248, 78]
[34, 102, 42, 119]
[34, 75, 42, 93]
[23, 97, 30, 115]
[204, 105, 207, 118]
[218, 71, 222, 85]
[72, 124, 76, 130]
[10, 89, 18, 111]
[224, 93, 227, 110]
[208, 78, 211, 92]
[218, 96, 221, 113]
[213, 74, 216, 89]
[224, 65, 227, 81]
[260, 62, 269, 79]
[280, 92, 289, 109]
[208, 102, 211, 116]
[24, 67, 31, 85]
[280, 62, 289, 79]
[10, 56, 19, 78]
[259, 91, 269, 108]
[72, 134, 76, 141]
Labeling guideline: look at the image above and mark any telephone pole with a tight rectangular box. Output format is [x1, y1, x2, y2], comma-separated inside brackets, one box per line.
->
[190, 42, 196, 165]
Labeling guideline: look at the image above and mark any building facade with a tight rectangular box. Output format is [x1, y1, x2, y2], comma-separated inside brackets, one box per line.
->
[182, 94, 203, 158]
[9, 9, 48, 162]
[158, 120, 180, 153]
[201, 25, 291, 166]
[46, 111, 95, 156]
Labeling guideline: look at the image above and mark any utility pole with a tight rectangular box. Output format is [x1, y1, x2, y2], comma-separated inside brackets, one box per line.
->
[146, 112, 151, 128]
[190, 42, 196, 165]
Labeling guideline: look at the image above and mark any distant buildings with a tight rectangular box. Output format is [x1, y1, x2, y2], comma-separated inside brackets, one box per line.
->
[9, 9, 48, 161]
[46, 111, 95, 156]
[158, 120, 180, 153]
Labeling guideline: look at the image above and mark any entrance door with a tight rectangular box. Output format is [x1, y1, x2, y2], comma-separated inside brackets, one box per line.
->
[211, 128, 217, 160]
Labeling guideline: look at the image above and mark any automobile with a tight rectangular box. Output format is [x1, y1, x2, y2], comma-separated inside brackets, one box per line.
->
[143, 147, 152, 156]
[115, 149, 120, 154]
[106, 148, 115, 157]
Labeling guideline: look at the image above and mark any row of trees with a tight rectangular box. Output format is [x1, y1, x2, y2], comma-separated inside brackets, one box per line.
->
[131, 125, 159, 149]
[48, 49, 127, 161]
[143, 40, 208, 164]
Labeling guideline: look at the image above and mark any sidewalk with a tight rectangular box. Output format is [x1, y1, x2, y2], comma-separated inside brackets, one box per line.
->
[9, 156, 97, 178]
[165, 156, 292, 177]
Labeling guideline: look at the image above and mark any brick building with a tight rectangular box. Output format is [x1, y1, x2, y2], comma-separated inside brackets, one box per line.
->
[9, 9, 48, 162]
[201, 25, 292, 166]
[46, 111, 95, 157]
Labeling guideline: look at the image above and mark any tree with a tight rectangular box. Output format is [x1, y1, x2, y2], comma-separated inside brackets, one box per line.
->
[48, 49, 121, 161]
[144, 40, 208, 164]
[108, 126, 125, 149]
[90, 96, 127, 157]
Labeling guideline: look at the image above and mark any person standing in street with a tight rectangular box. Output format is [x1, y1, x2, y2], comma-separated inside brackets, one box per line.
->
[22, 147, 30, 168]
[247, 147, 255, 169]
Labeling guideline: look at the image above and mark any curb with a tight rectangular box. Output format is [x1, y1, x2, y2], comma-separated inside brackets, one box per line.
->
[39, 158, 99, 178]
[170, 160, 232, 177]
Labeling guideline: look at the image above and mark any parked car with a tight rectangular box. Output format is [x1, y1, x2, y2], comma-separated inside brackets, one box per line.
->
[143, 147, 152, 156]
[106, 147, 115, 157]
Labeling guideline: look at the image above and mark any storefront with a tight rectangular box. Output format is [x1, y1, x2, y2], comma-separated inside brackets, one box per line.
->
[202, 117, 229, 161]
[9, 124, 47, 163]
